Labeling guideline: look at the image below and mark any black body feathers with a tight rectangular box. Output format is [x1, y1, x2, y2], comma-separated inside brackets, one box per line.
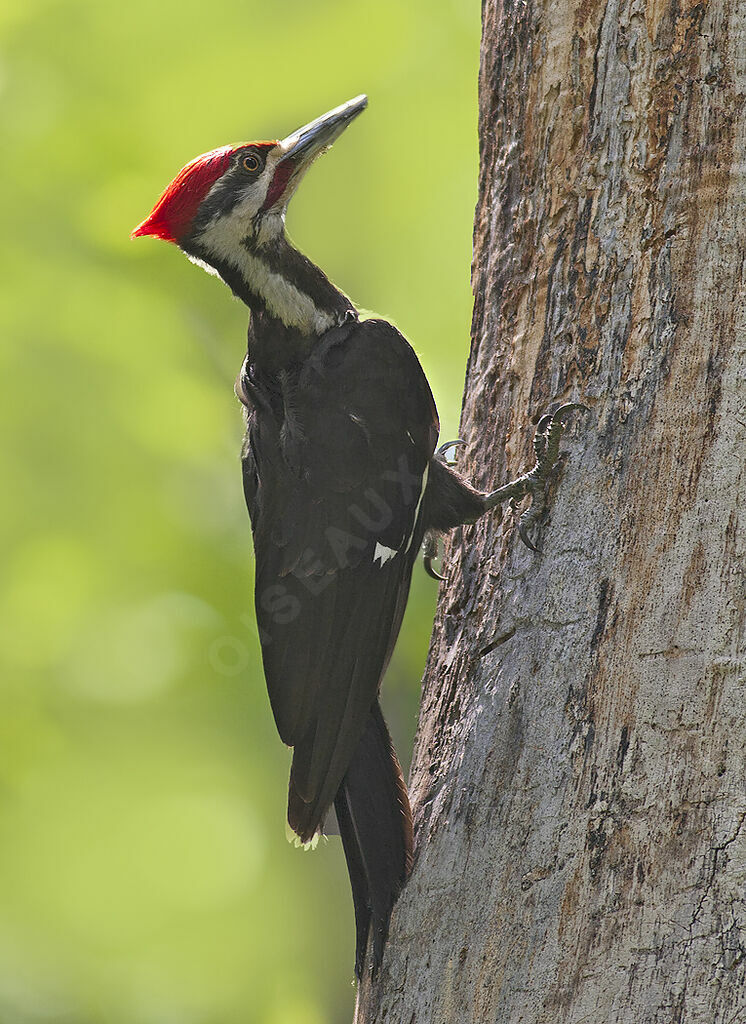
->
[240, 313, 483, 973]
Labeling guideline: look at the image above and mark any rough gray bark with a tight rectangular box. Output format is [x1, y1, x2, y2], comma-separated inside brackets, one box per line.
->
[355, 0, 746, 1019]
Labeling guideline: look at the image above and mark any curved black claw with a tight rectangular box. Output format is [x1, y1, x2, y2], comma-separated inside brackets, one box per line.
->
[436, 438, 467, 466]
[518, 522, 540, 552]
[534, 403, 588, 476]
[424, 555, 447, 581]
[423, 533, 446, 581]
[517, 496, 545, 552]
[484, 402, 588, 551]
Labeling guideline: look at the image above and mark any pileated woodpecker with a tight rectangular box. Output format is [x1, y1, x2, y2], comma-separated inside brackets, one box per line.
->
[133, 95, 580, 975]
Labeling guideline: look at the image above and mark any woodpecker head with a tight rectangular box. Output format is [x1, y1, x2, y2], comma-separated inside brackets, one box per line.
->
[133, 95, 367, 266]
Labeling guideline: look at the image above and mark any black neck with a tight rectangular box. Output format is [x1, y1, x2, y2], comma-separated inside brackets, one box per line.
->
[257, 235, 354, 323]
[189, 232, 356, 372]
[193, 232, 349, 315]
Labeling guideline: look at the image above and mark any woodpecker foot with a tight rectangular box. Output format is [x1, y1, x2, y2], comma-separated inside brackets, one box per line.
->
[484, 403, 588, 551]
[423, 532, 446, 581]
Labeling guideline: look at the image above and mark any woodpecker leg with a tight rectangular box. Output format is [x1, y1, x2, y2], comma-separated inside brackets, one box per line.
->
[483, 403, 587, 552]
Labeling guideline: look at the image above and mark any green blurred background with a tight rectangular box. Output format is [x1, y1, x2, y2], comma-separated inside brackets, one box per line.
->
[0, 1, 479, 1021]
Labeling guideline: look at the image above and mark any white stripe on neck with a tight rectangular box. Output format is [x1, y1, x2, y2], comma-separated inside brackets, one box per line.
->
[196, 216, 336, 335]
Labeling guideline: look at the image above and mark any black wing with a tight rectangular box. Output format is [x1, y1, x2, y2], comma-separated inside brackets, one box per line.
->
[241, 318, 438, 840]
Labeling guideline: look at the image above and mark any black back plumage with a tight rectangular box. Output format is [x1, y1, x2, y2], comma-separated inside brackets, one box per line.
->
[239, 315, 438, 968]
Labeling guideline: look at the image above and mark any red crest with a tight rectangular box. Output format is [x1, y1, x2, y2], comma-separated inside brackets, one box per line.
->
[132, 145, 236, 244]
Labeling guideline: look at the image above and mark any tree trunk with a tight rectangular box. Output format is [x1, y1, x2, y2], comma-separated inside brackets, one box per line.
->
[355, 0, 746, 1019]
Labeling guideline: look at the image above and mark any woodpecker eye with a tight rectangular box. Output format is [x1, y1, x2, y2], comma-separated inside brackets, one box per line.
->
[242, 154, 262, 172]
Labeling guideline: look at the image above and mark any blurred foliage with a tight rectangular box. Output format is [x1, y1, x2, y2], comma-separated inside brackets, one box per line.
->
[0, 0, 479, 1021]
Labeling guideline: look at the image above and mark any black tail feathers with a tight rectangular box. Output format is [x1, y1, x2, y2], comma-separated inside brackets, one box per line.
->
[334, 699, 413, 976]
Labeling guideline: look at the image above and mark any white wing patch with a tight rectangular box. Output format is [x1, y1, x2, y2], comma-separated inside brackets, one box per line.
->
[406, 465, 429, 552]
[373, 463, 429, 566]
[374, 542, 398, 566]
